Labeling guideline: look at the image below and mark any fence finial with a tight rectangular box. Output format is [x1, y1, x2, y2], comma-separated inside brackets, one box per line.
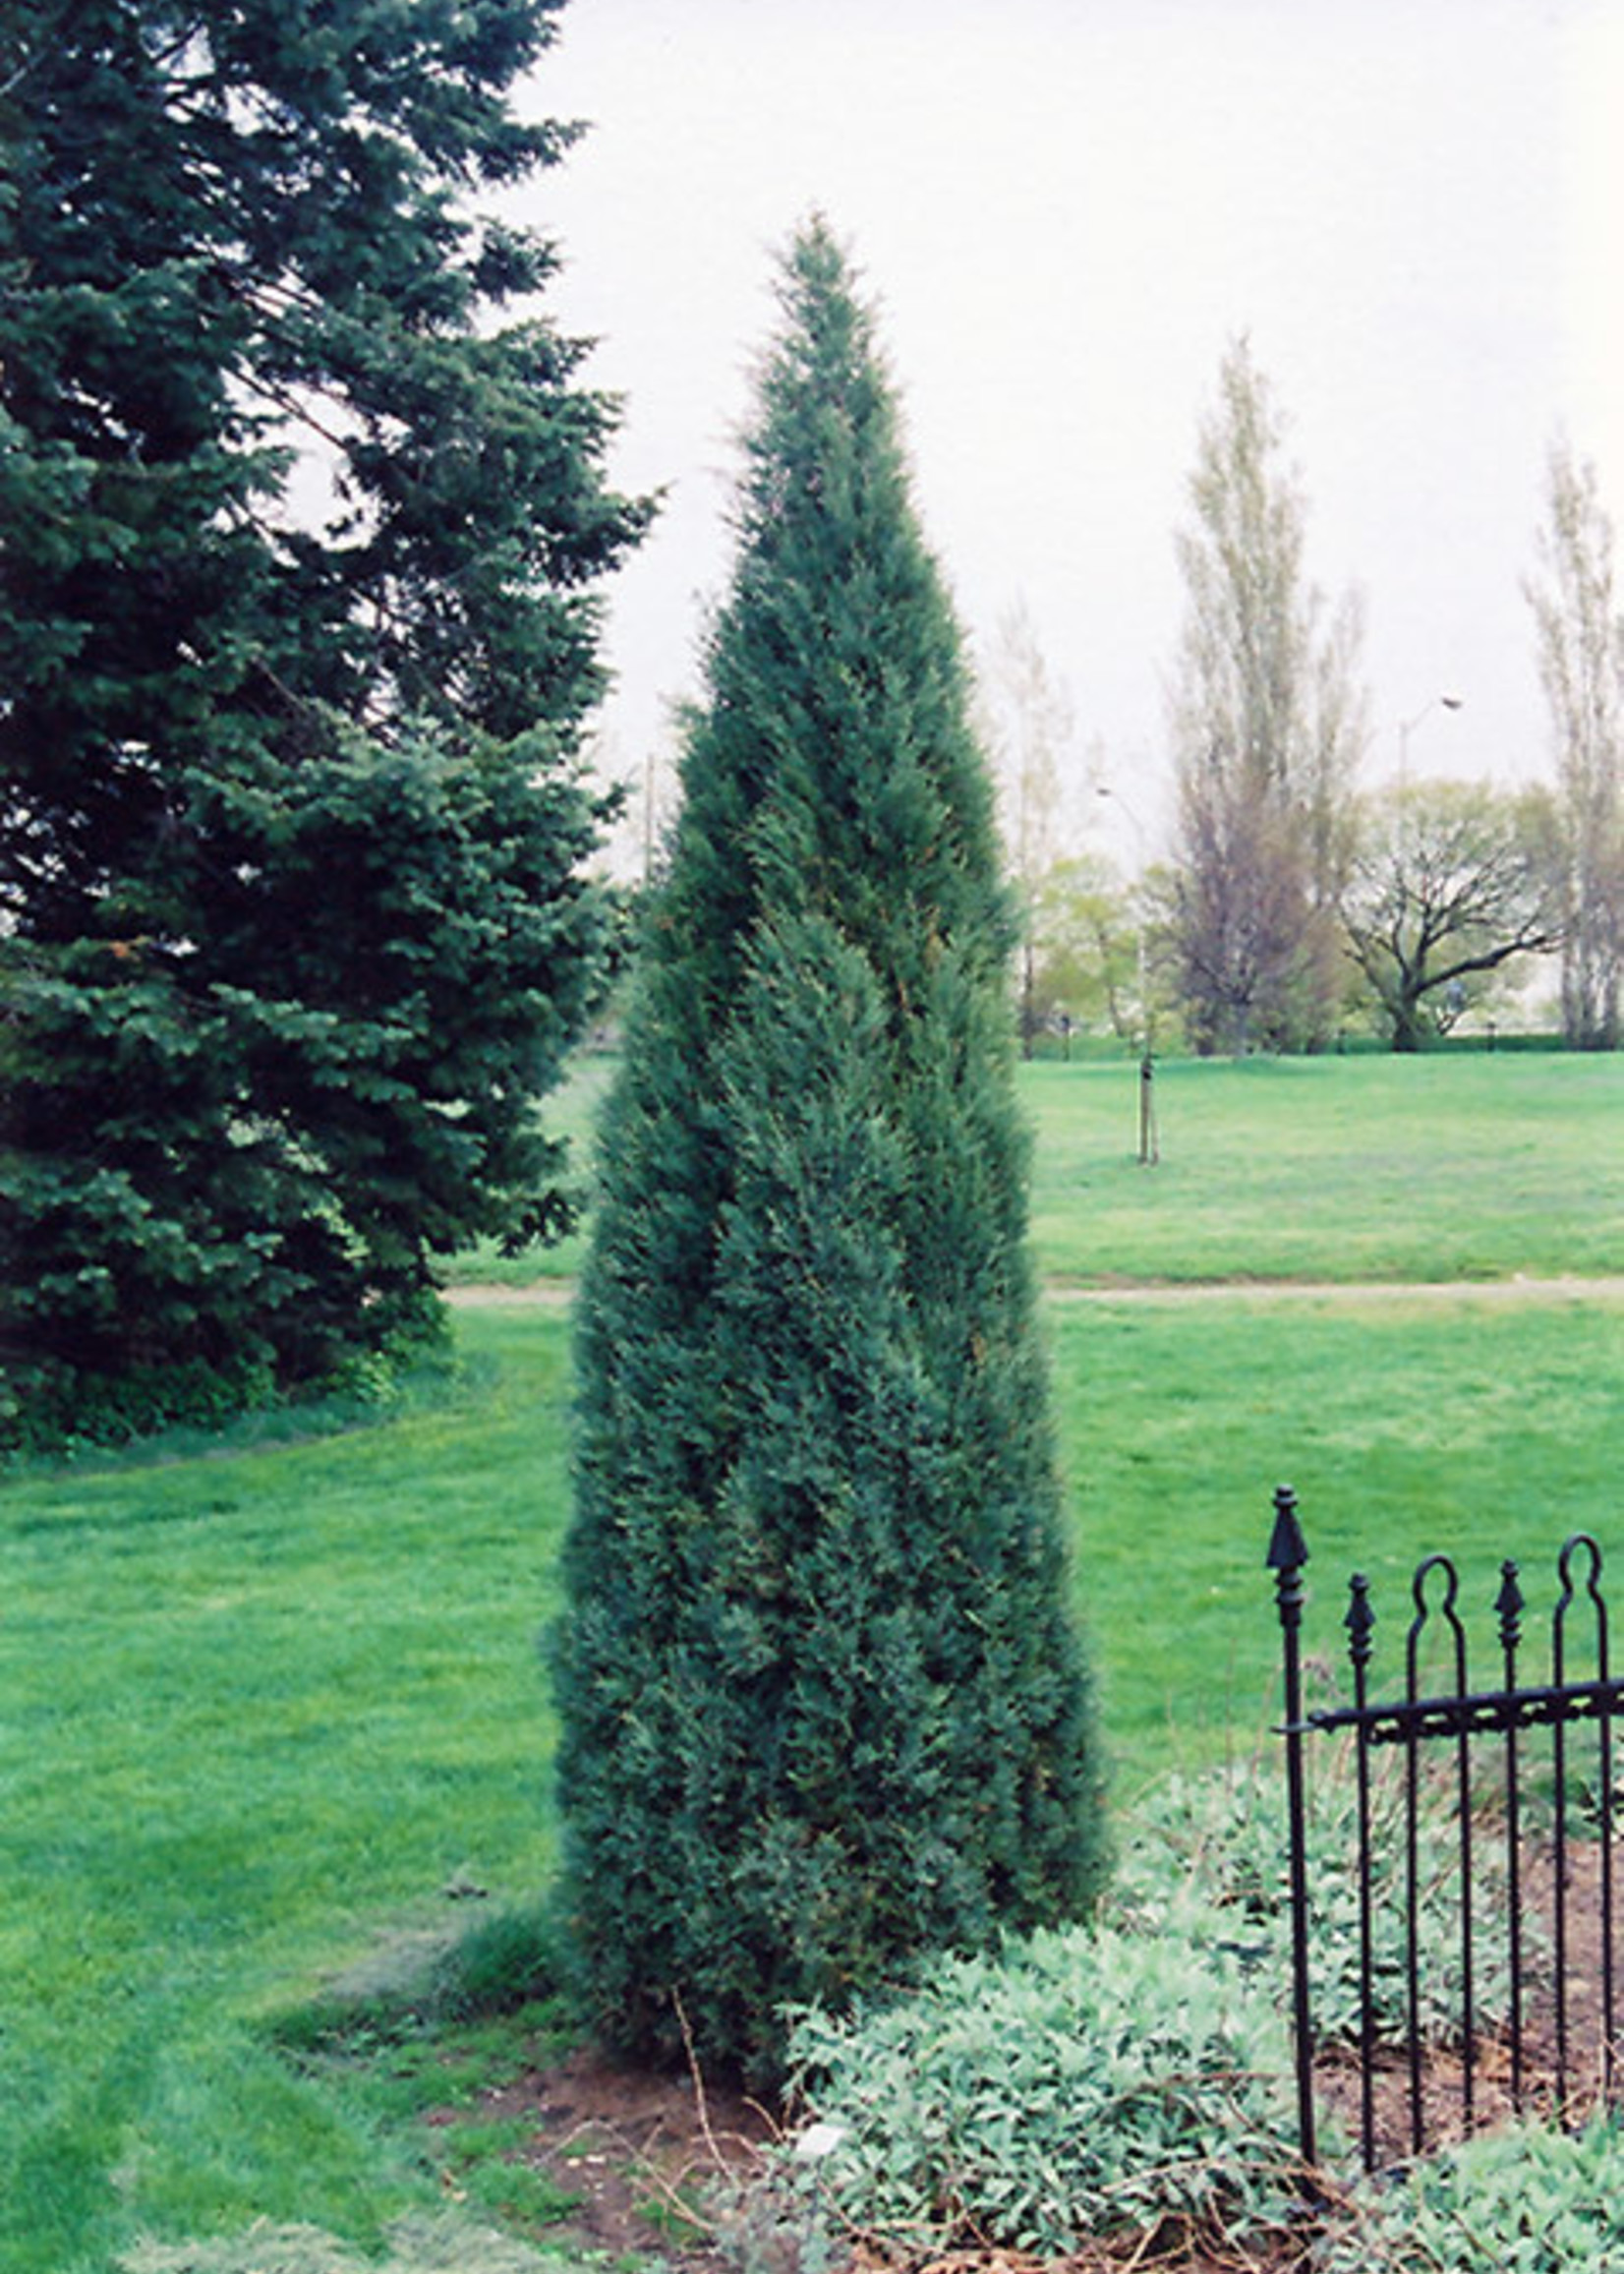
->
[1496, 1561, 1524, 1657]
[1346, 1573, 1374, 1672]
[1266, 1483, 1307, 1577]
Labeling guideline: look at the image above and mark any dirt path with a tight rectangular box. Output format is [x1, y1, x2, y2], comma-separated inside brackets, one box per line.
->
[444, 1274, 1624, 1310]
[443, 1280, 576, 1307]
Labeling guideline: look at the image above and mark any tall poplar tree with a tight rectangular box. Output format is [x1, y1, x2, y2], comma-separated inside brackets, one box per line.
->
[1167, 340, 1364, 1054]
[1526, 441, 1624, 1050]
[0, 1, 650, 1443]
[553, 221, 1104, 2082]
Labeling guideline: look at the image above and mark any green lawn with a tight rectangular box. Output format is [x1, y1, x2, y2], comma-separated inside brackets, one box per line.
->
[438, 1049, 1624, 1287]
[6, 1051, 1624, 2268]
[0, 1317, 573, 2274]
[1049, 1290, 1624, 1788]
[1026, 1052, 1624, 1283]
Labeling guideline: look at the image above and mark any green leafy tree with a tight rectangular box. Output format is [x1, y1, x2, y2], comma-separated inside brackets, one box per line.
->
[553, 221, 1104, 2083]
[1167, 340, 1365, 1054]
[1340, 779, 1561, 1050]
[1026, 853, 1142, 1043]
[0, 1, 651, 1440]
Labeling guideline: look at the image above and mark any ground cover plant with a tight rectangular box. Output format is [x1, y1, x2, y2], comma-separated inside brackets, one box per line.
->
[777, 1920, 1300, 2261]
[1113, 1749, 1526, 2052]
[1323, 2113, 1624, 2273]
[6, 1054, 1623, 2267]
[749, 1743, 1577, 2270]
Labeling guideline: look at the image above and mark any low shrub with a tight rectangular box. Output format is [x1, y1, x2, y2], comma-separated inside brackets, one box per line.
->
[270, 1896, 568, 2060]
[1112, 1743, 1526, 2049]
[1325, 2114, 1624, 2272]
[427, 1899, 561, 2023]
[778, 1920, 1300, 2259]
[764, 1744, 1549, 2266]
[1, 1350, 279, 1460]
[4, 1313, 455, 1465]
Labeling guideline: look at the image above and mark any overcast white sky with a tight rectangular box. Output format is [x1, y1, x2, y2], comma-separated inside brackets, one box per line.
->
[519, 0, 1624, 868]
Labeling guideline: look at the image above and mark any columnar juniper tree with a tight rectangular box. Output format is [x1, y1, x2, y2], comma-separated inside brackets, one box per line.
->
[0, 1, 649, 1442]
[554, 222, 1104, 2083]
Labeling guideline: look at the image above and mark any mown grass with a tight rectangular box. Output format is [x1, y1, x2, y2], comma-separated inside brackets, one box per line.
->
[436, 1049, 1624, 1287]
[1049, 1289, 1624, 1786]
[6, 1052, 1623, 2269]
[1025, 1051, 1624, 1283]
[434, 1050, 615, 1286]
[0, 1317, 573, 2274]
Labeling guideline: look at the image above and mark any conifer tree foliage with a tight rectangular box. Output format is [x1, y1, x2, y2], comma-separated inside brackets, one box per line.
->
[0, 1, 650, 1438]
[554, 222, 1104, 2083]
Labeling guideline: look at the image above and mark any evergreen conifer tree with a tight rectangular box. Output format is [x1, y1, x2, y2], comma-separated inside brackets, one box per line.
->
[0, 1, 650, 1443]
[554, 221, 1104, 2083]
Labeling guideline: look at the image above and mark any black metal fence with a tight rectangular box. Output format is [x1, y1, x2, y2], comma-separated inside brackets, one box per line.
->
[1269, 1484, 1624, 2171]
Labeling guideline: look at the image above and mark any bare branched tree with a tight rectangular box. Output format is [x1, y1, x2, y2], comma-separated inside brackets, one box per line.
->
[1341, 780, 1562, 1050]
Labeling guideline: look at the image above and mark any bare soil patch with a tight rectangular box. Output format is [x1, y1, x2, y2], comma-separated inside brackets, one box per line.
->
[459, 2045, 1320, 2274]
[458, 2042, 777, 2271]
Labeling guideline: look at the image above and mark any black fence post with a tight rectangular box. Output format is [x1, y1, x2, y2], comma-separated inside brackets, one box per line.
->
[1346, 1572, 1376, 2169]
[1497, 1559, 1526, 2113]
[1268, 1484, 1315, 2170]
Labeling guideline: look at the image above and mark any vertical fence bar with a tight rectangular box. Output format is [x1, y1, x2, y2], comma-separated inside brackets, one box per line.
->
[1268, 1485, 1315, 2170]
[1554, 1545, 1575, 2118]
[1580, 1542, 1614, 2099]
[1407, 1556, 1470, 2140]
[1404, 1622, 1423, 2150]
[1602, 1643, 1616, 2100]
[1447, 1573, 1475, 2133]
[1567, 1538, 1612, 2101]
[1497, 1560, 1526, 2114]
[1346, 1573, 1377, 2171]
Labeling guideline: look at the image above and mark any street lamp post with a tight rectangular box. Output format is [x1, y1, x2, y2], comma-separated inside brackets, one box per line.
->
[1396, 693, 1464, 787]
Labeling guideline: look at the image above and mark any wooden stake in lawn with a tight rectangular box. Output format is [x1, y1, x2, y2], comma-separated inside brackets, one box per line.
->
[552, 218, 1106, 2083]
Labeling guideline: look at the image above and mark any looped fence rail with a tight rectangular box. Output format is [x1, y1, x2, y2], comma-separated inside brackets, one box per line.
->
[1269, 1485, 1622, 2172]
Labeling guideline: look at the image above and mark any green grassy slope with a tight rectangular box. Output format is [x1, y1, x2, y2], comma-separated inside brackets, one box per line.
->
[8, 1051, 1623, 2265]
